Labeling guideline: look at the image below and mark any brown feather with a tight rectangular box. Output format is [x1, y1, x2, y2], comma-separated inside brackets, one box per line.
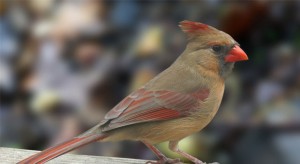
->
[100, 89, 209, 132]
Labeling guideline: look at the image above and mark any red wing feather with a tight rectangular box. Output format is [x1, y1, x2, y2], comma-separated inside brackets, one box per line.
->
[100, 88, 209, 131]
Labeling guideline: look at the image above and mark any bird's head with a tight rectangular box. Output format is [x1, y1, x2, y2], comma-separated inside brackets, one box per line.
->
[178, 20, 248, 78]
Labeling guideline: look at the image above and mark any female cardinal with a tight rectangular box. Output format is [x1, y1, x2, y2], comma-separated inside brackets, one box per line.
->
[18, 20, 248, 164]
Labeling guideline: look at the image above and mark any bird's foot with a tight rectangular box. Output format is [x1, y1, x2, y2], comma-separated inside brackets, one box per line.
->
[146, 157, 181, 164]
[193, 159, 203, 164]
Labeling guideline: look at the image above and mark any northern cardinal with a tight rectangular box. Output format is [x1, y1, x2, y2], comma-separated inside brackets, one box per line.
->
[18, 20, 248, 164]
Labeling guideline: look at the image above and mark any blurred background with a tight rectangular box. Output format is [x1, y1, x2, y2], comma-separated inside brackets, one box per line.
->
[0, 0, 300, 164]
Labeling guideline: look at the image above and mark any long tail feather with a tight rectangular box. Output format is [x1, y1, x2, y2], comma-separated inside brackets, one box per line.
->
[18, 133, 107, 164]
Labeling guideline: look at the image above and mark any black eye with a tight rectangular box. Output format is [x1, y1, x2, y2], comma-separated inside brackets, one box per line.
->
[212, 45, 223, 52]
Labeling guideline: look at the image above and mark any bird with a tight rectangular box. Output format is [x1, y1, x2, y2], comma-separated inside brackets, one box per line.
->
[18, 20, 248, 164]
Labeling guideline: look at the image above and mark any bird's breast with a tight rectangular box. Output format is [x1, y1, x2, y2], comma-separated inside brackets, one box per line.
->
[192, 82, 225, 126]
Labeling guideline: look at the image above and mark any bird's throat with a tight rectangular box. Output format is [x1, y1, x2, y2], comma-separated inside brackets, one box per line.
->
[219, 62, 235, 79]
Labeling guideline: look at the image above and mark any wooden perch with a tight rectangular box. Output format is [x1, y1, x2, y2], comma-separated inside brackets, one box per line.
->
[0, 147, 148, 164]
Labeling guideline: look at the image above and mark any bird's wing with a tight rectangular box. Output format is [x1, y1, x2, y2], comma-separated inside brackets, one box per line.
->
[100, 87, 209, 131]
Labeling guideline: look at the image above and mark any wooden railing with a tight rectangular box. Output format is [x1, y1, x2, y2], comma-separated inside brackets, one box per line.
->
[0, 147, 148, 164]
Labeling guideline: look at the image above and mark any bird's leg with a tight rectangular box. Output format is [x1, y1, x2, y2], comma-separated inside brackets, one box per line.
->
[142, 141, 181, 164]
[169, 140, 204, 164]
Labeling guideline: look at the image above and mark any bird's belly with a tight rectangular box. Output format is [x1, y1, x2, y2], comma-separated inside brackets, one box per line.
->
[135, 115, 215, 144]
[137, 94, 224, 143]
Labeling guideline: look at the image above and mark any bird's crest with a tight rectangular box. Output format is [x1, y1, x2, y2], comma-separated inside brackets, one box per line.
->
[179, 21, 210, 32]
[179, 20, 218, 39]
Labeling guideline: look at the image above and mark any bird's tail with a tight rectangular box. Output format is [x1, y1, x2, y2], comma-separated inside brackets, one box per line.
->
[18, 133, 108, 164]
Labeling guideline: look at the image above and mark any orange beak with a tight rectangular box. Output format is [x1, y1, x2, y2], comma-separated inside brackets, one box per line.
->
[225, 45, 248, 62]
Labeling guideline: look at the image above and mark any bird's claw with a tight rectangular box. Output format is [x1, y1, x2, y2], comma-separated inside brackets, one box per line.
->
[146, 158, 182, 164]
[146, 159, 220, 164]
[192, 160, 220, 164]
